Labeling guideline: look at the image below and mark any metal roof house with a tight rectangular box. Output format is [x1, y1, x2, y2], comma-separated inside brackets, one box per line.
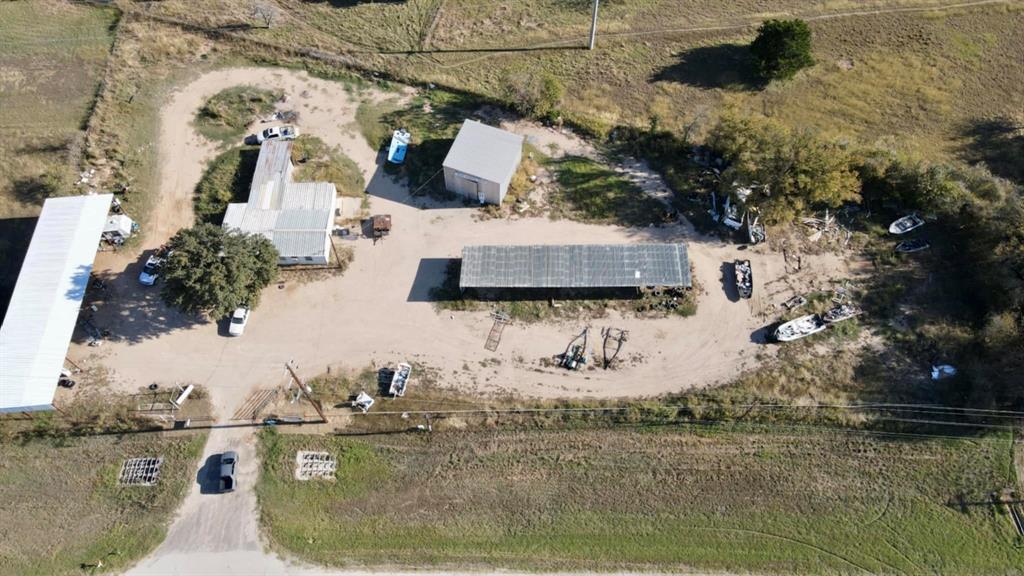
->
[443, 120, 524, 205]
[0, 194, 112, 413]
[459, 244, 691, 293]
[223, 140, 337, 265]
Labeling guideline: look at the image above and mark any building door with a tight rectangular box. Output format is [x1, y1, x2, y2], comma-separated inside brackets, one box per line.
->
[464, 178, 481, 203]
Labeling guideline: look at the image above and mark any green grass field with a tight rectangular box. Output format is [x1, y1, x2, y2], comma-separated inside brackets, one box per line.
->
[0, 432, 206, 576]
[258, 424, 1020, 573]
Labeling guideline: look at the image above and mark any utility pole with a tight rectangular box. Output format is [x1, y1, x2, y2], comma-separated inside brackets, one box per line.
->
[285, 361, 328, 423]
[588, 0, 600, 50]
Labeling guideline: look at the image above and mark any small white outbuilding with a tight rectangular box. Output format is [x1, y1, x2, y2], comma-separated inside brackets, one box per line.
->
[442, 120, 524, 205]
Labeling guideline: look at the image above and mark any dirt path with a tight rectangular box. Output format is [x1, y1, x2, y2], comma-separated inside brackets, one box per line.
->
[82, 67, 858, 422]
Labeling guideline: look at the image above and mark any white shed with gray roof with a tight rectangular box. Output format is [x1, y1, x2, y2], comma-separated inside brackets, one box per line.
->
[442, 120, 524, 205]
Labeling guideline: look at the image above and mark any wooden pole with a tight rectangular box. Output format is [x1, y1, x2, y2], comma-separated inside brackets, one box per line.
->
[64, 355, 83, 371]
[284, 362, 328, 423]
[330, 237, 344, 269]
[588, 0, 600, 50]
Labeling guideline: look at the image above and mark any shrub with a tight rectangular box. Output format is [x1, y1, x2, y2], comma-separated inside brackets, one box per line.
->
[503, 71, 564, 120]
[194, 146, 259, 224]
[750, 19, 815, 81]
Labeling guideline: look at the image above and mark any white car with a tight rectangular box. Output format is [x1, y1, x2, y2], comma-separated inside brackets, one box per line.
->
[228, 307, 250, 337]
[255, 125, 298, 143]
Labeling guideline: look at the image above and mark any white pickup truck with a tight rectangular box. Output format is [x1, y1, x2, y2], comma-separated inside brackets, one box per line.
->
[254, 125, 299, 144]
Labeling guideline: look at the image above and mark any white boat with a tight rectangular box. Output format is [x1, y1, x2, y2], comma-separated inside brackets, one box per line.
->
[774, 314, 827, 342]
[389, 362, 412, 397]
[889, 214, 925, 235]
[734, 259, 753, 299]
[823, 304, 859, 323]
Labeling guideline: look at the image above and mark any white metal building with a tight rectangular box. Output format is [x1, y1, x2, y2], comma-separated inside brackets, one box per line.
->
[222, 140, 337, 265]
[442, 120, 524, 205]
[0, 194, 112, 413]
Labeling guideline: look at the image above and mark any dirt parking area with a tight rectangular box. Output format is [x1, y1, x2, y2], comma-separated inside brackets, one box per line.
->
[75, 67, 859, 420]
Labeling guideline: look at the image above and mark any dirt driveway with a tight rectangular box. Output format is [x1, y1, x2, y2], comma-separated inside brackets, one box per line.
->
[79, 67, 857, 420]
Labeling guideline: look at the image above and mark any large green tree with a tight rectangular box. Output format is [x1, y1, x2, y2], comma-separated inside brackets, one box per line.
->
[707, 112, 860, 223]
[750, 19, 815, 81]
[160, 223, 279, 318]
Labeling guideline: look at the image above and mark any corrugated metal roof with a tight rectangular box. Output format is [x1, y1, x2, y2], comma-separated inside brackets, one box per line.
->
[275, 209, 332, 231]
[283, 183, 337, 210]
[222, 203, 246, 230]
[240, 209, 281, 232]
[224, 140, 336, 261]
[248, 140, 292, 209]
[442, 120, 524, 184]
[459, 244, 691, 289]
[0, 194, 112, 413]
[270, 231, 330, 259]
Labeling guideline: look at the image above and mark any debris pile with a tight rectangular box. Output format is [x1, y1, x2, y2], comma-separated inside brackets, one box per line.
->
[802, 210, 852, 245]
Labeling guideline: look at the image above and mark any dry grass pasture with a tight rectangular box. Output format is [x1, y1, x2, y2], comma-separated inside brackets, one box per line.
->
[258, 425, 1020, 573]
[0, 0, 117, 217]
[0, 431, 206, 576]
[138, 0, 1024, 162]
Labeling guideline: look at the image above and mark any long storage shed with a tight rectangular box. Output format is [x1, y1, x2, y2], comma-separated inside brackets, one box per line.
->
[459, 243, 691, 290]
[0, 194, 112, 413]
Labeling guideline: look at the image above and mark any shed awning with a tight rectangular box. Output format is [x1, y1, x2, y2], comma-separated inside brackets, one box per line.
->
[0, 194, 112, 413]
[459, 243, 691, 289]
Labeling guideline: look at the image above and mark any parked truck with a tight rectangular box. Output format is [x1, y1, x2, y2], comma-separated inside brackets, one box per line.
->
[219, 451, 238, 493]
[249, 125, 299, 144]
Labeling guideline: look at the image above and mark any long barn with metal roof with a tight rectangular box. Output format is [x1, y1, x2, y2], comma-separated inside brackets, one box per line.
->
[459, 244, 691, 290]
[1, 194, 112, 413]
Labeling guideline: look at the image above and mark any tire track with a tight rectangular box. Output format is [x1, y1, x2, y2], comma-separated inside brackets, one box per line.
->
[686, 526, 883, 574]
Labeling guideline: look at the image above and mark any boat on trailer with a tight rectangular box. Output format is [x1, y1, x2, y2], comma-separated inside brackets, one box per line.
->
[823, 304, 859, 323]
[888, 214, 925, 235]
[734, 259, 753, 299]
[774, 314, 827, 342]
[387, 128, 411, 164]
[389, 362, 412, 397]
[895, 239, 930, 253]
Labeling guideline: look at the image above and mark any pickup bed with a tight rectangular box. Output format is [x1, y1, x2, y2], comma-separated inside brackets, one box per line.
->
[254, 125, 299, 144]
